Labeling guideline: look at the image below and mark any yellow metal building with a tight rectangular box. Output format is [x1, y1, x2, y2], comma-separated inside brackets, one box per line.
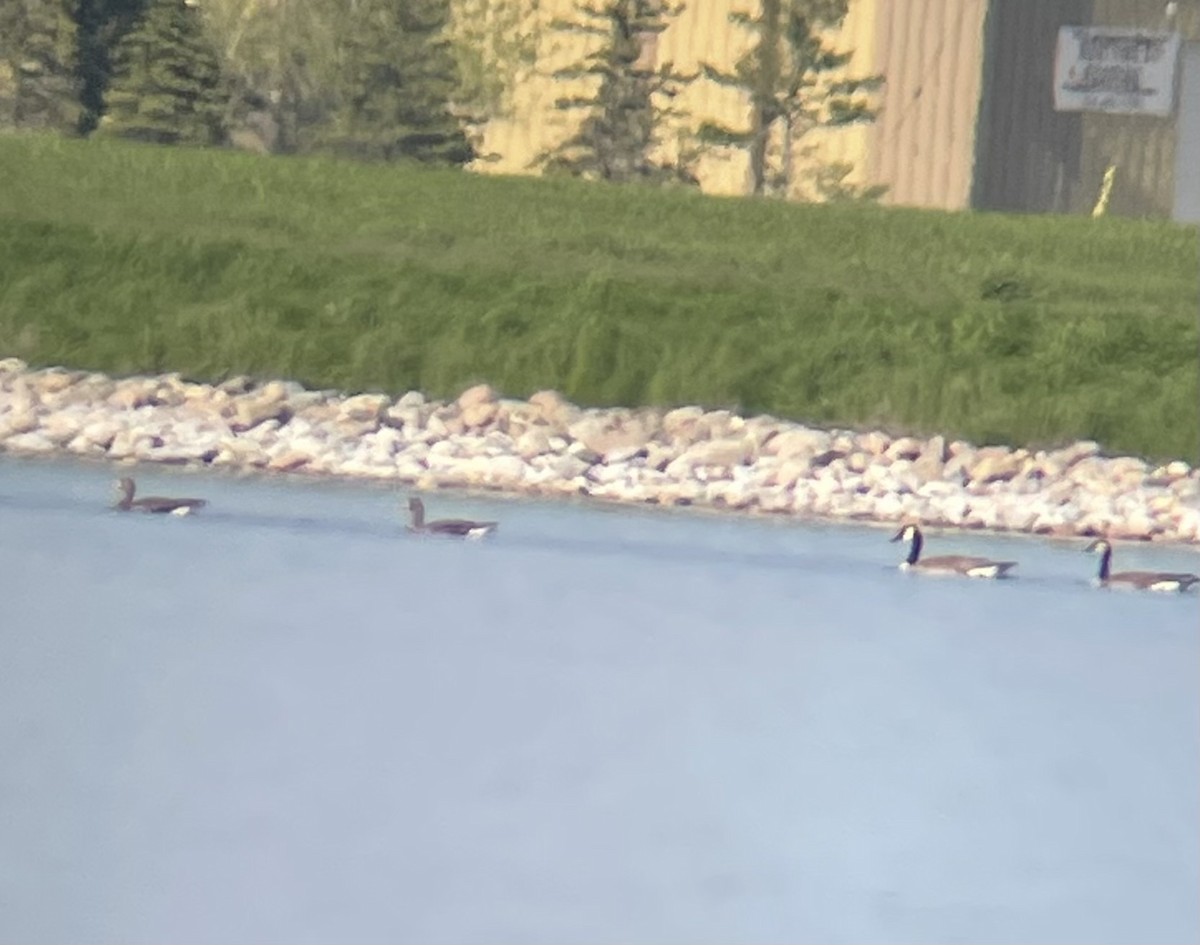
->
[463, 0, 893, 200]
[456, 0, 1200, 219]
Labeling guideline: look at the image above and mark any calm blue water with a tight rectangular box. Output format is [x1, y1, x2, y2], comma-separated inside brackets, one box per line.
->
[2, 455, 1198, 945]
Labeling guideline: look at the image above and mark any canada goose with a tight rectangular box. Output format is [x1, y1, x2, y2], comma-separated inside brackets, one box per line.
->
[114, 477, 207, 516]
[407, 496, 497, 539]
[891, 523, 1017, 578]
[1084, 539, 1199, 592]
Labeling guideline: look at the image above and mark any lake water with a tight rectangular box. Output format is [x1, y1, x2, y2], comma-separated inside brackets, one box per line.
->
[2, 455, 1198, 944]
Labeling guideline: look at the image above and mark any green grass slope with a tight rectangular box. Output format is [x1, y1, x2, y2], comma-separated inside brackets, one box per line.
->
[1, 133, 1197, 459]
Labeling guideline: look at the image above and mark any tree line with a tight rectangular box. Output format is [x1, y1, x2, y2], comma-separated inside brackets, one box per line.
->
[0, 0, 883, 197]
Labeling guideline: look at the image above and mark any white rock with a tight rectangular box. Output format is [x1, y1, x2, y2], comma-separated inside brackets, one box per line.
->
[662, 406, 705, 440]
[756, 488, 793, 513]
[339, 393, 390, 424]
[3, 431, 55, 452]
[767, 427, 830, 460]
[394, 456, 427, 481]
[0, 407, 40, 438]
[480, 454, 527, 486]
[457, 383, 497, 410]
[461, 401, 499, 429]
[537, 454, 592, 480]
[704, 480, 754, 509]
[885, 437, 924, 461]
[873, 493, 906, 520]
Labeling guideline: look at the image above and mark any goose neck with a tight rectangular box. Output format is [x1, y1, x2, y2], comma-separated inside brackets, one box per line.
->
[907, 530, 923, 565]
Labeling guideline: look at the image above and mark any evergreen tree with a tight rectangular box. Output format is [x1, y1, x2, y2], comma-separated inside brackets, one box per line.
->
[203, 0, 339, 154]
[699, 0, 882, 198]
[74, 0, 149, 135]
[0, 0, 80, 131]
[540, 0, 693, 184]
[319, 0, 473, 165]
[99, 0, 228, 145]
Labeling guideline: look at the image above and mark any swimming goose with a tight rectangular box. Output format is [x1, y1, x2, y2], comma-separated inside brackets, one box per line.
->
[407, 497, 497, 539]
[114, 477, 207, 516]
[891, 523, 1017, 578]
[1084, 539, 1199, 592]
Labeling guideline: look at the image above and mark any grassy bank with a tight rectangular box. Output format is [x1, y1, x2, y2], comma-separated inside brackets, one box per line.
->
[1, 133, 1197, 460]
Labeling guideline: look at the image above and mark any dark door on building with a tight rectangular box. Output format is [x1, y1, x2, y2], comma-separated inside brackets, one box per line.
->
[972, 0, 1091, 212]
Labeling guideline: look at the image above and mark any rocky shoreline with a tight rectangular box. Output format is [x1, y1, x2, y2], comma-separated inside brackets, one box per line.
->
[1, 358, 1198, 546]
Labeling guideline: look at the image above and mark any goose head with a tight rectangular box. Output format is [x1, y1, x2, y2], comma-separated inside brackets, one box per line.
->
[114, 477, 136, 507]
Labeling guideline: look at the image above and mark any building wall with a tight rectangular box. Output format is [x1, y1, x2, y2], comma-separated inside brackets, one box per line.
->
[1079, 0, 1200, 217]
[971, 0, 1090, 213]
[642, 0, 760, 196]
[460, 0, 1200, 218]
[1175, 40, 1200, 222]
[866, 0, 990, 210]
[791, 0, 879, 198]
[459, 0, 883, 200]
[968, 0, 1200, 217]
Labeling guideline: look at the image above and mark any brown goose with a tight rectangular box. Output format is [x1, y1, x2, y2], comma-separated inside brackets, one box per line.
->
[114, 477, 207, 516]
[407, 497, 497, 539]
[1084, 539, 1199, 592]
[891, 523, 1017, 578]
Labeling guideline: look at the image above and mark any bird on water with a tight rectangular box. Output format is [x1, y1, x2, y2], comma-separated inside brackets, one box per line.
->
[406, 496, 497, 539]
[114, 477, 207, 516]
[890, 523, 1017, 578]
[1083, 539, 1199, 592]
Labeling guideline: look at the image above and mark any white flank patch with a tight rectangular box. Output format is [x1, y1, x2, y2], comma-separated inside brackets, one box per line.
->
[171, 506, 192, 517]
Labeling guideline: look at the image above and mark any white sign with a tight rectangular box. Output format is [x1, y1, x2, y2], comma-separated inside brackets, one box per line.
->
[1054, 27, 1181, 116]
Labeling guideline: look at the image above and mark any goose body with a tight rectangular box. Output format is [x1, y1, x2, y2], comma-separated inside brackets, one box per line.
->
[1084, 539, 1199, 592]
[114, 477, 207, 515]
[891, 523, 1017, 578]
[407, 497, 497, 539]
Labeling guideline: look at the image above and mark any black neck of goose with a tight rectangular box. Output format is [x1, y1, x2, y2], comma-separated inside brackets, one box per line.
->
[117, 483, 134, 510]
[1096, 545, 1112, 581]
[411, 503, 424, 528]
[907, 531, 922, 565]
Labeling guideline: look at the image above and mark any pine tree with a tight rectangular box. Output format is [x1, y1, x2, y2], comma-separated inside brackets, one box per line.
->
[319, 0, 473, 165]
[0, 0, 81, 131]
[99, 0, 227, 145]
[74, 0, 149, 135]
[540, 0, 693, 185]
[203, 0, 340, 154]
[699, 0, 882, 198]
